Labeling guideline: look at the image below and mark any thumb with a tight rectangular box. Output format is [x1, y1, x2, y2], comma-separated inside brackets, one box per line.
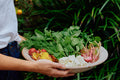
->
[52, 62, 66, 70]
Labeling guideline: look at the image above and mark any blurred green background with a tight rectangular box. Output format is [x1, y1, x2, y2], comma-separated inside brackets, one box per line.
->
[15, 0, 120, 80]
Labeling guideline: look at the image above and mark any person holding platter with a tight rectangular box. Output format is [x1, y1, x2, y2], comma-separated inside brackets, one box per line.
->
[0, 0, 74, 80]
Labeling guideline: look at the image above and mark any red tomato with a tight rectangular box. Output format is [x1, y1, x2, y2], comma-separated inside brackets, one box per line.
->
[36, 50, 41, 54]
[41, 49, 47, 52]
[28, 48, 37, 56]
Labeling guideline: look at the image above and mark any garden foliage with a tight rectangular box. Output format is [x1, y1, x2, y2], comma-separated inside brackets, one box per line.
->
[15, 0, 120, 80]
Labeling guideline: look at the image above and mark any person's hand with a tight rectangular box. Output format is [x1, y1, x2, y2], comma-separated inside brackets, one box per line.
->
[19, 34, 26, 43]
[30, 59, 75, 78]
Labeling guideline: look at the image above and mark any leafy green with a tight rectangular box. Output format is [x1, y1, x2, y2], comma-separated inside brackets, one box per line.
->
[20, 26, 101, 58]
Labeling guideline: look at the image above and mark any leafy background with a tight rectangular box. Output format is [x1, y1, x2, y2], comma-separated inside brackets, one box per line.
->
[15, 0, 120, 80]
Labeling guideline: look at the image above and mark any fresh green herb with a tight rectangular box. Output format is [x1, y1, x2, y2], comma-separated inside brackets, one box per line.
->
[20, 26, 101, 59]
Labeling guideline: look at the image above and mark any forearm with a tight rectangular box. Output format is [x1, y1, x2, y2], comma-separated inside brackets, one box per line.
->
[0, 54, 74, 77]
[0, 54, 34, 72]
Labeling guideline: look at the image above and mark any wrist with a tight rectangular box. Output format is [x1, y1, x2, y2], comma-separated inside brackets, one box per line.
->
[23, 61, 36, 72]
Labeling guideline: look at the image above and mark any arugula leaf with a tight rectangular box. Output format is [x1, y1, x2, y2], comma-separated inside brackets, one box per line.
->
[57, 43, 64, 52]
[35, 29, 45, 40]
[71, 38, 80, 46]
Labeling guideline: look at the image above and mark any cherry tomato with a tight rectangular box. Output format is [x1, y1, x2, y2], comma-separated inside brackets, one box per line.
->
[17, 9, 22, 15]
[41, 49, 47, 52]
[28, 48, 37, 56]
[36, 50, 41, 54]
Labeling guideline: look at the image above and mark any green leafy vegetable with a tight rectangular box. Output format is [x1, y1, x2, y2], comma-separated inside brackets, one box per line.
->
[20, 26, 101, 59]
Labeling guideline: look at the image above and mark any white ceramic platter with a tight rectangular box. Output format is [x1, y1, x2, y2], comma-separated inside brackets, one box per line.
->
[22, 46, 108, 73]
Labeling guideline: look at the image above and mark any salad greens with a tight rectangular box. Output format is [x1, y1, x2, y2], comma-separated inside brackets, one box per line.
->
[20, 26, 101, 59]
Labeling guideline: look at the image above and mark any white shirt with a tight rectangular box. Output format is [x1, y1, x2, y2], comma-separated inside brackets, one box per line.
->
[0, 0, 21, 49]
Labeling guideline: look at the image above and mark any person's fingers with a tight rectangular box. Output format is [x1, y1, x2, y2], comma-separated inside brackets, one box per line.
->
[51, 62, 66, 70]
[50, 73, 75, 78]
[49, 69, 75, 78]
[48, 69, 67, 77]
[50, 72, 75, 78]
[36, 59, 75, 78]
[55, 73, 75, 78]
[62, 73, 75, 77]
[37, 59, 66, 70]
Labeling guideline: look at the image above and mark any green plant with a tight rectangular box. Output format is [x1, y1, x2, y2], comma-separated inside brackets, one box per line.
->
[15, 0, 120, 79]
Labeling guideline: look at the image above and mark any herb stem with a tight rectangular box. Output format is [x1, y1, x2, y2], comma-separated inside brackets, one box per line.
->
[77, 73, 80, 80]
